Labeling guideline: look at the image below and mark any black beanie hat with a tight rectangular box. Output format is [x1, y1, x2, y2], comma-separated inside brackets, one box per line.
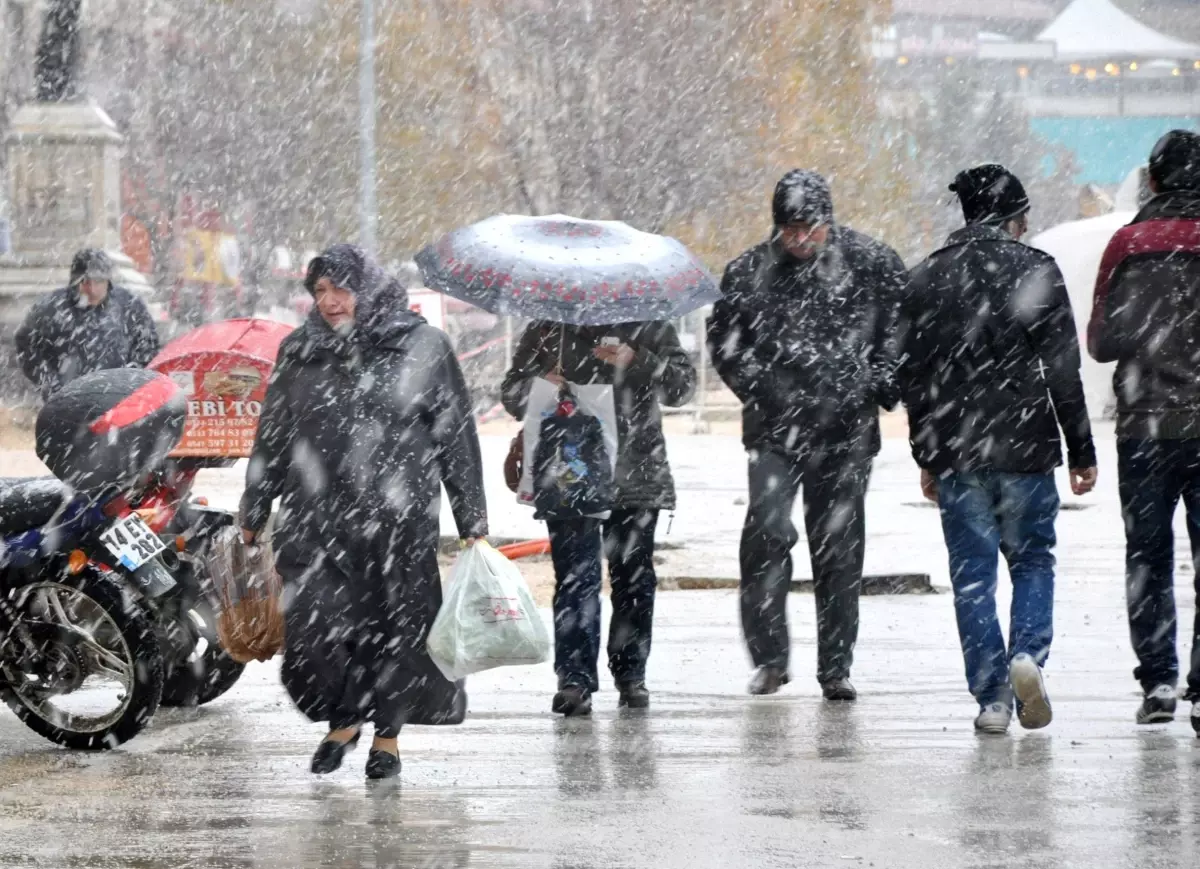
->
[69, 248, 113, 286]
[950, 164, 1030, 225]
[772, 169, 834, 227]
[1148, 129, 1200, 192]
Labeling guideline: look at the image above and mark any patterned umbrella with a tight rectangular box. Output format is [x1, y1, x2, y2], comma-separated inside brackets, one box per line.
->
[415, 214, 720, 325]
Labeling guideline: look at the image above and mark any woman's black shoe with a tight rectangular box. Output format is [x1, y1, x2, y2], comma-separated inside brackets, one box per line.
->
[366, 749, 401, 780]
[310, 732, 360, 775]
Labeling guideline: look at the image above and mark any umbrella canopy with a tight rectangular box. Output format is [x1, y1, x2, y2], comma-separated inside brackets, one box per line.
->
[415, 214, 720, 325]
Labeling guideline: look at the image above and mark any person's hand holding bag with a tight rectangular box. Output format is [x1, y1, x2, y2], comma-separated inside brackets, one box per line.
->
[427, 541, 551, 681]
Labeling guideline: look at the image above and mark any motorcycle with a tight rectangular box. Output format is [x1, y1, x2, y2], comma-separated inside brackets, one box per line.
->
[0, 478, 177, 749]
[133, 458, 246, 708]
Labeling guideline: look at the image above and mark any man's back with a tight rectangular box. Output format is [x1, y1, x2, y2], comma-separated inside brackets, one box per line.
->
[1088, 189, 1200, 439]
[901, 224, 1093, 474]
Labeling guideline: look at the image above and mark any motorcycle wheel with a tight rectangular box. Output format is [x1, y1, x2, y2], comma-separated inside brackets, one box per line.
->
[159, 600, 244, 707]
[0, 571, 164, 750]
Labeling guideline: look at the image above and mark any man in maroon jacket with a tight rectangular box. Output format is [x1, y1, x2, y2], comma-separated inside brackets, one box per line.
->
[1089, 129, 1200, 733]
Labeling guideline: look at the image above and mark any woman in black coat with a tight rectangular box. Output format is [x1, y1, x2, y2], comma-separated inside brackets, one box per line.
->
[240, 244, 487, 780]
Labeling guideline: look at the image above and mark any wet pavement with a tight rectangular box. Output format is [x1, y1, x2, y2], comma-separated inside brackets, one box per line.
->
[2, 584, 1199, 869]
[3, 425, 1200, 867]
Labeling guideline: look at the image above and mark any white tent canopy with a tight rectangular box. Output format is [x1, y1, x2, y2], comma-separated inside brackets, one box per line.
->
[1038, 0, 1200, 61]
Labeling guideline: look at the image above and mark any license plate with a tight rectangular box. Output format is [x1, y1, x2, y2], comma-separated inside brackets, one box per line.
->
[100, 514, 167, 572]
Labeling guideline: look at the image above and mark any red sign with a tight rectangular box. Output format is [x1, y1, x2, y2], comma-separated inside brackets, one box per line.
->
[150, 318, 294, 458]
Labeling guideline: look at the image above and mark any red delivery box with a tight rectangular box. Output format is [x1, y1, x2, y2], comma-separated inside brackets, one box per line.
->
[149, 318, 294, 458]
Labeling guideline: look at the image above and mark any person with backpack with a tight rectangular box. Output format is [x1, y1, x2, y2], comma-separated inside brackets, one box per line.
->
[501, 322, 695, 716]
[900, 165, 1097, 734]
[706, 169, 907, 699]
[1088, 129, 1200, 732]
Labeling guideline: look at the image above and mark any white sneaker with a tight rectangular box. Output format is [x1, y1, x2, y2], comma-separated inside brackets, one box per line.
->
[974, 703, 1012, 734]
[1137, 684, 1178, 724]
[1010, 653, 1053, 730]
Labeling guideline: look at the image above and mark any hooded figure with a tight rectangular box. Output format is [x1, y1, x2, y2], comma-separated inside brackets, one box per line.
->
[239, 244, 488, 780]
[15, 249, 159, 399]
[706, 170, 907, 701]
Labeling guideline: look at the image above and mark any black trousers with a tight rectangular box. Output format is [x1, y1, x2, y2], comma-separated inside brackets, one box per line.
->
[739, 446, 871, 683]
[1118, 438, 1200, 700]
[547, 508, 660, 691]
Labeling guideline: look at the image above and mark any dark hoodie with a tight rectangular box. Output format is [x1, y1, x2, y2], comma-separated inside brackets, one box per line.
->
[1088, 185, 1200, 439]
[240, 244, 488, 570]
[15, 282, 159, 399]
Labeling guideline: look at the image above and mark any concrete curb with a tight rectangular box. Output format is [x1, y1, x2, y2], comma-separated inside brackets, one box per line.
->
[658, 574, 935, 595]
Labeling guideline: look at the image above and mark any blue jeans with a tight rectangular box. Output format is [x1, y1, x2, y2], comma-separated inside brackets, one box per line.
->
[937, 472, 1059, 706]
[1117, 439, 1200, 700]
[547, 510, 659, 692]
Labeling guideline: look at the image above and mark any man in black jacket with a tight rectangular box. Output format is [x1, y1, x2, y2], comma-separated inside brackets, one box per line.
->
[1088, 130, 1200, 730]
[707, 169, 906, 699]
[15, 249, 159, 399]
[502, 321, 695, 715]
[900, 164, 1097, 734]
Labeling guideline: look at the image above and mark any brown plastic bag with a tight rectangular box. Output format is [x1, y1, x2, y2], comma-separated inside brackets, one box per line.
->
[503, 430, 523, 493]
[204, 526, 285, 663]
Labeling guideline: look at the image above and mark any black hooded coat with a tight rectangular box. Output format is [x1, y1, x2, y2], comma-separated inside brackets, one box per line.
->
[15, 284, 159, 399]
[240, 244, 488, 732]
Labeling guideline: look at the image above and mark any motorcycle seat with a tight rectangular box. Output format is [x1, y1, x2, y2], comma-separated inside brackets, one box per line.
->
[0, 477, 72, 536]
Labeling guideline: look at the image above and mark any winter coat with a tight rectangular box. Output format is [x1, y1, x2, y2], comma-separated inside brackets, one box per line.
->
[500, 322, 696, 511]
[239, 245, 486, 726]
[240, 259, 488, 565]
[1087, 191, 1200, 440]
[899, 223, 1097, 475]
[706, 230, 906, 457]
[15, 285, 159, 399]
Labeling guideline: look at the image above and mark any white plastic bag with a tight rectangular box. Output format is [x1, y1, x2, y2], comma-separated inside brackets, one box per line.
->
[517, 377, 618, 508]
[427, 541, 552, 681]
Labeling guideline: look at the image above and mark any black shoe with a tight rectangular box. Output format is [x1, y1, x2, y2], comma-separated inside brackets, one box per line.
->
[617, 681, 650, 709]
[748, 667, 790, 696]
[821, 678, 858, 702]
[365, 749, 401, 781]
[552, 685, 593, 717]
[1137, 684, 1177, 724]
[310, 731, 361, 775]
[1191, 702, 1200, 737]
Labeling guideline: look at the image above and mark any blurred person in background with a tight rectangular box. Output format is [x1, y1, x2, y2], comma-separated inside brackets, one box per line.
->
[15, 248, 159, 399]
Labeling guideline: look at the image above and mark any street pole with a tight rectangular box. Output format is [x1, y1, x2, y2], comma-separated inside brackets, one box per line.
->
[359, 0, 378, 254]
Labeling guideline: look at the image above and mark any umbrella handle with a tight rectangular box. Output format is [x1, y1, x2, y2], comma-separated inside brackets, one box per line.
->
[556, 323, 566, 377]
[553, 323, 568, 396]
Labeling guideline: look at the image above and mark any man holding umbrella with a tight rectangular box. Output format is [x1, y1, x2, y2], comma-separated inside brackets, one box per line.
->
[417, 215, 715, 716]
[501, 321, 695, 715]
[707, 170, 907, 699]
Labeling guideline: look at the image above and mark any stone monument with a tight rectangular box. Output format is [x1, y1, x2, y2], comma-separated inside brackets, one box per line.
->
[0, 0, 152, 335]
